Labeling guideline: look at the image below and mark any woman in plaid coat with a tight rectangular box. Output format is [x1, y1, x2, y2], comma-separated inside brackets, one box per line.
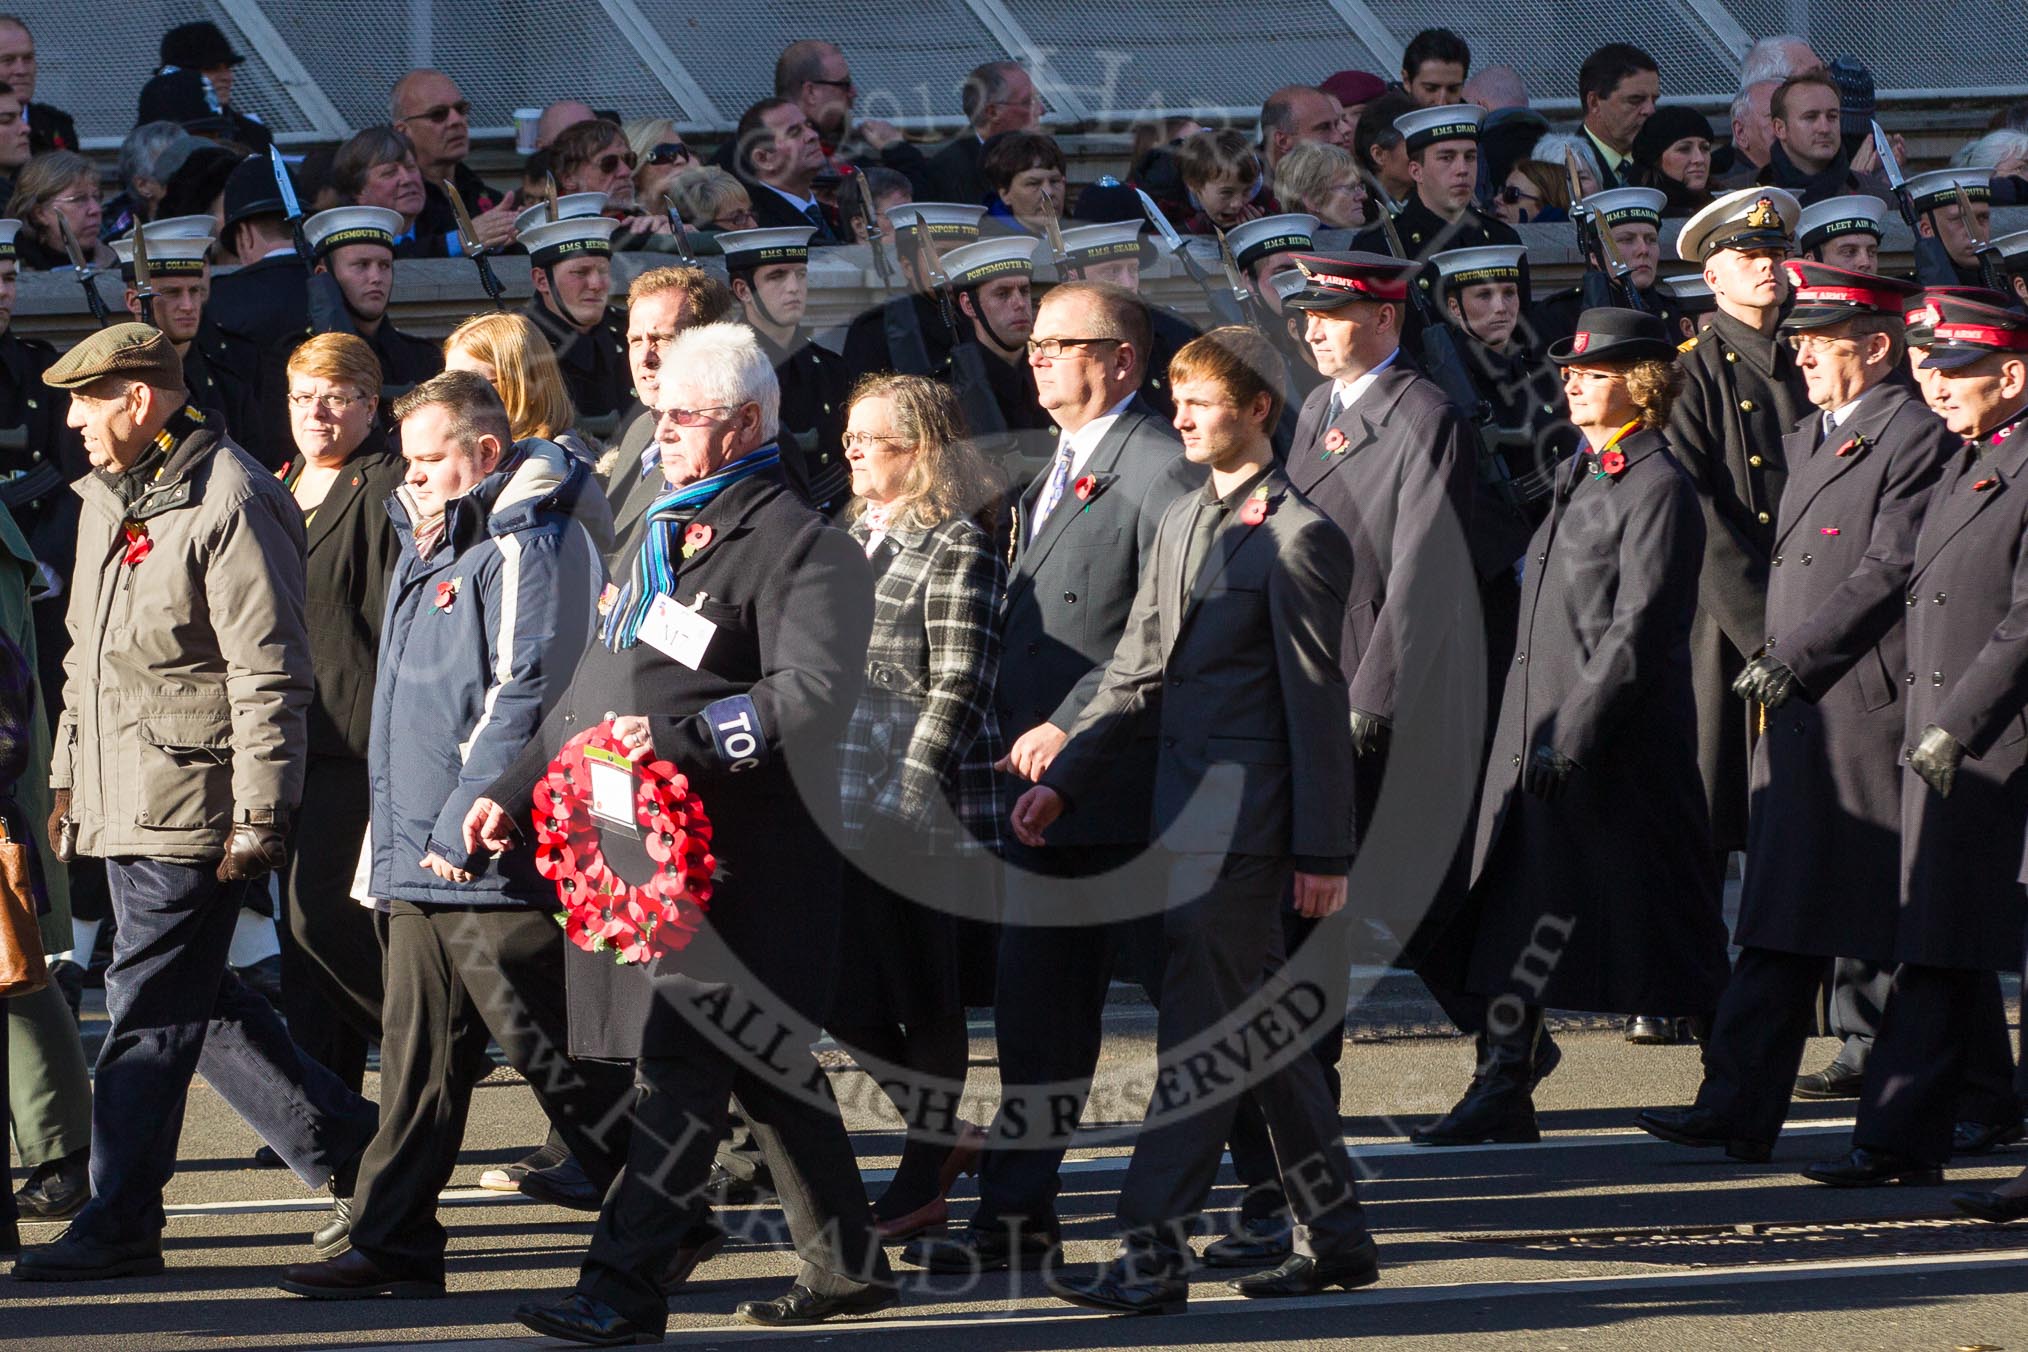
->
[832, 374, 1007, 1242]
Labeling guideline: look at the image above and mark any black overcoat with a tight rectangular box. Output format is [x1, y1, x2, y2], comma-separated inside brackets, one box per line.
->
[1735, 384, 1952, 958]
[1464, 430, 1730, 1015]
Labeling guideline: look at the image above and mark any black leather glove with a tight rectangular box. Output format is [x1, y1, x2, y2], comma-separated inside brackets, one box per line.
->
[47, 787, 73, 864]
[218, 813, 290, 883]
[1523, 744, 1578, 800]
[1348, 708, 1392, 758]
[1732, 655, 1804, 709]
[1907, 723, 1965, 798]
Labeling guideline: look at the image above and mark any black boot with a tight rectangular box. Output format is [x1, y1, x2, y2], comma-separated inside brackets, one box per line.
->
[1412, 1005, 1545, 1146]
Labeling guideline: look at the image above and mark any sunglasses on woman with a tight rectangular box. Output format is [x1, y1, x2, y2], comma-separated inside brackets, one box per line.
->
[1497, 184, 1542, 205]
[646, 142, 693, 166]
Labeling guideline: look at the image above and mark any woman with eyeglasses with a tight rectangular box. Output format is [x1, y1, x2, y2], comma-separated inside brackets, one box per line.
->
[273, 333, 406, 1250]
[5, 151, 107, 270]
[667, 166, 760, 241]
[552, 118, 685, 252]
[623, 117, 696, 214]
[831, 373, 1005, 1240]
[1272, 140, 1370, 230]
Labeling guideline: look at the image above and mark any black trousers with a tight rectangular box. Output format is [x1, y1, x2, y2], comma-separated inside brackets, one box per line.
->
[1696, 947, 1829, 1143]
[1224, 901, 1348, 1223]
[578, 986, 891, 1334]
[1855, 963, 2019, 1165]
[347, 902, 636, 1279]
[1827, 957, 1893, 1071]
[974, 843, 1156, 1233]
[278, 757, 381, 1091]
[1118, 853, 1365, 1259]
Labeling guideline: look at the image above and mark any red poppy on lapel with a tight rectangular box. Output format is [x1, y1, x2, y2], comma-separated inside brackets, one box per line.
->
[1072, 473, 1115, 505]
[1599, 450, 1627, 477]
[1324, 428, 1348, 454]
[1835, 437, 1860, 457]
[433, 578, 460, 613]
[1974, 477, 2000, 492]
[120, 522, 151, 567]
[1820, 527, 1840, 536]
[682, 522, 714, 558]
[1238, 483, 1272, 526]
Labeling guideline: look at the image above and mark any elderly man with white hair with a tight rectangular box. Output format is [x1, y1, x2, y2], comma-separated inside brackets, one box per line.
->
[468, 322, 893, 1341]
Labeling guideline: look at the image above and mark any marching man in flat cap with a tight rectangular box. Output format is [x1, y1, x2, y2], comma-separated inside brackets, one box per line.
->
[15, 324, 373, 1282]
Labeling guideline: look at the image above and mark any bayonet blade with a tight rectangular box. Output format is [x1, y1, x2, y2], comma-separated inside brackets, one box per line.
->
[442, 178, 485, 256]
[544, 173, 560, 223]
[1039, 190, 1070, 268]
[661, 193, 697, 265]
[1132, 186, 1186, 253]
[1871, 119, 1906, 191]
[1954, 181, 1990, 248]
[1210, 222, 1252, 302]
[269, 145, 302, 222]
[55, 213, 89, 273]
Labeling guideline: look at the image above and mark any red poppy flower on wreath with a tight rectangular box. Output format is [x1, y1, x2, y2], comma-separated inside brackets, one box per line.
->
[120, 522, 152, 567]
[1600, 449, 1627, 478]
[532, 720, 716, 966]
[682, 522, 714, 558]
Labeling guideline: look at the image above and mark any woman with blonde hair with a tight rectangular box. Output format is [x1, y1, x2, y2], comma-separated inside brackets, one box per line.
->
[668, 165, 757, 235]
[830, 372, 1005, 1240]
[442, 311, 597, 462]
[1273, 140, 1369, 229]
[621, 117, 697, 212]
[7, 151, 110, 270]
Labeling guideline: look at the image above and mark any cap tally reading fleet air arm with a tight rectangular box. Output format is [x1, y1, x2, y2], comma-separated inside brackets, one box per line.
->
[112, 214, 218, 280]
[714, 226, 815, 272]
[1393, 102, 1484, 152]
[938, 235, 1039, 289]
[1675, 185, 1800, 262]
[1796, 194, 1888, 253]
[1282, 250, 1418, 311]
[1225, 213, 1319, 271]
[303, 205, 402, 257]
[886, 203, 985, 245]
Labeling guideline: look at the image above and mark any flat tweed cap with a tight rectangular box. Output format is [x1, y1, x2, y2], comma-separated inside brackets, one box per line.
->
[42, 323, 187, 394]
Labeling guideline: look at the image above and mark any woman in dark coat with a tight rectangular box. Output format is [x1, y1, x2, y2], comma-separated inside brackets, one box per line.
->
[1414, 308, 1730, 1148]
[830, 374, 1005, 1240]
[1631, 106, 1717, 219]
[272, 335, 404, 1117]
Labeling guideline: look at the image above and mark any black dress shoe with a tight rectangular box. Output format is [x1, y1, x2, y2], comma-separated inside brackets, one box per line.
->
[1801, 1147, 1944, 1188]
[1411, 1083, 1538, 1146]
[1045, 1256, 1187, 1315]
[703, 1163, 773, 1207]
[313, 1195, 353, 1260]
[1793, 1060, 1866, 1100]
[13, 1227, 164, 1281]
[1952, 1119, 2026, 1157]
[516, 1291, 664, 1346]
[1952, 1189, 2028, 1223]
[1633, 1107, 1774, 1163]
[277, 1248, 445, 1299]
[1228, 1236, 1381, 1298]
[519, 1154, 603, 1211]
[902, 1223, 1060, 1273]
[659, 1220, 726, 1290]
[1624, 1015, 1678, 1045]
[736, 1282, 898, 1327]
[1202, 1215, 1293, 1269]
[15, 1149, 89, 1220]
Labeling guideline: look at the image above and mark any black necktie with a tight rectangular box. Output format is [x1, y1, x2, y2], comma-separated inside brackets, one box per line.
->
[1180, 497, 1224, 605]
[803, 202, 831, 242]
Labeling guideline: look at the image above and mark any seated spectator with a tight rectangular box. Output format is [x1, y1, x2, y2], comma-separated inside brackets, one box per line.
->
[1124, 115, 1201, 221]
[551, 118, 674, 247]
[1177, 128, 1265, 232]
[536, 99, 595, 150]
[1400, 27, 1470, 106]
[928, 60, 1043, 204]
[622, 118, 696, 212]
[0, 17, 75, 154]
[981, 129, 1066, 238]
[1632, 106, 1717, 217]
[1756, 71, 1883, 204]
[1464, 65, 1528, 112]
[331, 126, 429, 255]
[1531, 132, 1604, 198]
[840, 165, 911, 244]
[150, 21, 271, 151]
[1494, 158, 1571, 225]
[6, 150, 108, 269]
[443, 311, 598, 462]
[104, 121, 205, 240]
[1321, 70, 1386, 141]
[1259, 84, 1342, 176]
[1273, 140, 1368, 229]
[669, 166, 757, 235]
[1354, 89, 1417, 204]
[0, 81, 27, 204]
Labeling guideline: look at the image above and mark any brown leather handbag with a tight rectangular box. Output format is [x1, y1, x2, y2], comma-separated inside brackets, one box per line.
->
[0, 810, 49, 998]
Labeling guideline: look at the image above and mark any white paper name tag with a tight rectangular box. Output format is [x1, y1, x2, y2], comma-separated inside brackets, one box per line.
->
[584, 745, 640, 836]
[638, 592, 717, 669]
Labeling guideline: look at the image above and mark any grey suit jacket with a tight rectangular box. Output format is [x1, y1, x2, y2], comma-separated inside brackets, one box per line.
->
[1043, 466, 1356, 866]
[996, 405, 1202, 845]
[600, 405, 662, 561]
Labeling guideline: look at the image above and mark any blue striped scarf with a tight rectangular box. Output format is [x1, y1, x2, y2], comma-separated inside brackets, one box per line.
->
[601, 444, 780, 650]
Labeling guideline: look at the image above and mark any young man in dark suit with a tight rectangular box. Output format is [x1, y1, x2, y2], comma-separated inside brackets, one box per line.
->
[904, 281, 1200, 1275]
[1014, 325, 1376, 1312]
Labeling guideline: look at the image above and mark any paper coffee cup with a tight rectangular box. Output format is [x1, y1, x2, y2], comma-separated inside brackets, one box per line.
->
[514, 108, 541, 155]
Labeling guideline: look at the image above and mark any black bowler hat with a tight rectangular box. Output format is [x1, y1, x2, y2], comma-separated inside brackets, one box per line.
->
[160, 21, 245, 70]
[1778, 259, 1920, 333]
[137, 68, 232, 137]
[1548, 307, 1677, 365]
[222, 153, 289, 228]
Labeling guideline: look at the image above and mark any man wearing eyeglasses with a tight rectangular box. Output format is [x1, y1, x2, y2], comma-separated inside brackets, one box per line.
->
[775, 40, 933, 199]
[391, 69, 517, 256]
[928, 61, 1045, 206]
[0, 17, 75, 154]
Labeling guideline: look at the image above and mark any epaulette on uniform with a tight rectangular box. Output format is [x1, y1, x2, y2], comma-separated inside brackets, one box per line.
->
[1678, 334, 1700, 352]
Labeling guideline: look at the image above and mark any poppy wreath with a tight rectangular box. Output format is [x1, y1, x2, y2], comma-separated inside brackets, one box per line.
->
[532, 720, 717, 965]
